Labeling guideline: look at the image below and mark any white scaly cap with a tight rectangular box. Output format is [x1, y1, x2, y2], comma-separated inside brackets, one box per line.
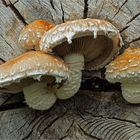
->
[106, 47, 140, 83]
[106, 47, 140, 104]
[40, 18, 123, 70]
[0, 51, 69, 89]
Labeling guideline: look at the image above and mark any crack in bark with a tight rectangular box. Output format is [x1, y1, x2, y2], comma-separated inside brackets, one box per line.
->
[50, 0, 56, 11]
[12, 0, 19, 5]
[27, 112, 38, 127]
[108, 117, 140, 128]
[112, 0, 129, 18]
[1, 0, 27, 25]
[0, 35, 15, 52]
[38, 111, 67, 139]
[22, 113, 49, 140]
[76, 103, 140, 129]
[14, 113, 38, 135]
[0, 101, 27, 111]
[0, 58, 6, 63]
[127, 12, 140, 24]
[36, 113, 57, 130]
[77, 124, 100, 139]
[60, 120, 74, 140]
[128, 36, 140, 44]
[0, 95, 14, 106]
[10, 119, 29, 134]
[60, 2, 65, 22]
[60, 135, 68, 140]
[22, 129, 33, 140]
[85, 111, 140, 128]
[120, 25, 130, 33]
[21, 114, 38, 140]
[66, 120, 74, 133]
[83, 0, 88, 18]
[77, 111, 140, 139]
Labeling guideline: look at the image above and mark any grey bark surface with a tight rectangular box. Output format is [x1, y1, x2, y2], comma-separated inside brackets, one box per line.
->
[0, 0, 140, 139]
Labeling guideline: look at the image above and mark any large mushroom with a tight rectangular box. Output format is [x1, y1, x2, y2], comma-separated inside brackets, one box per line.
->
[40, 18, 123, 99]
[105, 47, 140, 104]
[18, 19, 55, 50]
[0, 51, 69, 110]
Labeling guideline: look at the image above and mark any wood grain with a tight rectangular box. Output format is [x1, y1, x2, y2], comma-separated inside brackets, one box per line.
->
[0, 0, 140, 139]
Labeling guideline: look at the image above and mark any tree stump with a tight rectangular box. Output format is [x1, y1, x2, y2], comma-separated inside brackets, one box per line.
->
[0, 0, 140, 139]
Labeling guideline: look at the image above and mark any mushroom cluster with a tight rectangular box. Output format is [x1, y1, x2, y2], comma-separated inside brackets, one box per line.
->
[0, 51, 69, 110]
[0, 18, 123, 110]
[106, 47, 140, 104]
[40, 18, 123, 99]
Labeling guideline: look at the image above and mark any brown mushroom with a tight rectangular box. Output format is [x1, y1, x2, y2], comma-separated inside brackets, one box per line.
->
[0, 51, 69, 110]
[18, 19, 55, 50]
[105, 47, 140, 104]
[40, 18, 123, 99]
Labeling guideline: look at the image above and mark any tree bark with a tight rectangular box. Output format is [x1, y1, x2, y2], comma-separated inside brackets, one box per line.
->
[0, 0, 140, 139]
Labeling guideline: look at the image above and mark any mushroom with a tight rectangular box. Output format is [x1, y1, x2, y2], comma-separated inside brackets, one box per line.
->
[39, 18, 123, 99]
[0, 51, 69, 110]
[105, 47, 140, 104]
[18, 19, 55, 50]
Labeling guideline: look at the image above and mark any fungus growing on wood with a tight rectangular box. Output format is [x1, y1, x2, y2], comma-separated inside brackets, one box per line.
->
[0, 51, 69, 110]
[18, 19, 55, 50]
[40, 18, 123, 99]
[106, 47, 140, 103]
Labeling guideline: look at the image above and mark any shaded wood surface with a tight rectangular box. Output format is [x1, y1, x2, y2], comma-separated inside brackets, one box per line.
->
[0, 91, 140, 139]
[0, 0, 140, 139]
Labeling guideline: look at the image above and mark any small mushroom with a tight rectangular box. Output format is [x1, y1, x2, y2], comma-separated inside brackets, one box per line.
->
[18, 19, 55, 50]
[0, 51, 69, 110]
[40, 18, 123, 99]
[105, 47, 140, 103]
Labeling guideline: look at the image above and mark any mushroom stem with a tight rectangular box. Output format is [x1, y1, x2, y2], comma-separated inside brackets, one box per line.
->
[23, 82, 57, 110]
[56, 53, 84, 99]
[121, 82, 140, 104]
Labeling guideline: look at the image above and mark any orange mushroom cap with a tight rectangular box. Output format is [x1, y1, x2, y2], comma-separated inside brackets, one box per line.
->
[106, 47, 140, 82]
[18, 19, 55, 50]
[106, 47, 140, 104]
[0, 51, 69, 92]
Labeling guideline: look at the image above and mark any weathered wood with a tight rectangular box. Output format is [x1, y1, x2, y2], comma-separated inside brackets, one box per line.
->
[0, 0, 26, 61]
[0, 0, 140, 139]
[0, 91, 140, 139]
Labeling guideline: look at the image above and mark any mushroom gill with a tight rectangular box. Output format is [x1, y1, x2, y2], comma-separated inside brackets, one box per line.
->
[40, 18, 123, 99]
[105, 47, 140, 103]
[0, 51, 69, 110]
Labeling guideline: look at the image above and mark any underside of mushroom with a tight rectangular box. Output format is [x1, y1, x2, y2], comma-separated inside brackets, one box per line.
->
[53, 35, 116, 70]
[0, 51, 69, 110]
[40, 18, 123, 99]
